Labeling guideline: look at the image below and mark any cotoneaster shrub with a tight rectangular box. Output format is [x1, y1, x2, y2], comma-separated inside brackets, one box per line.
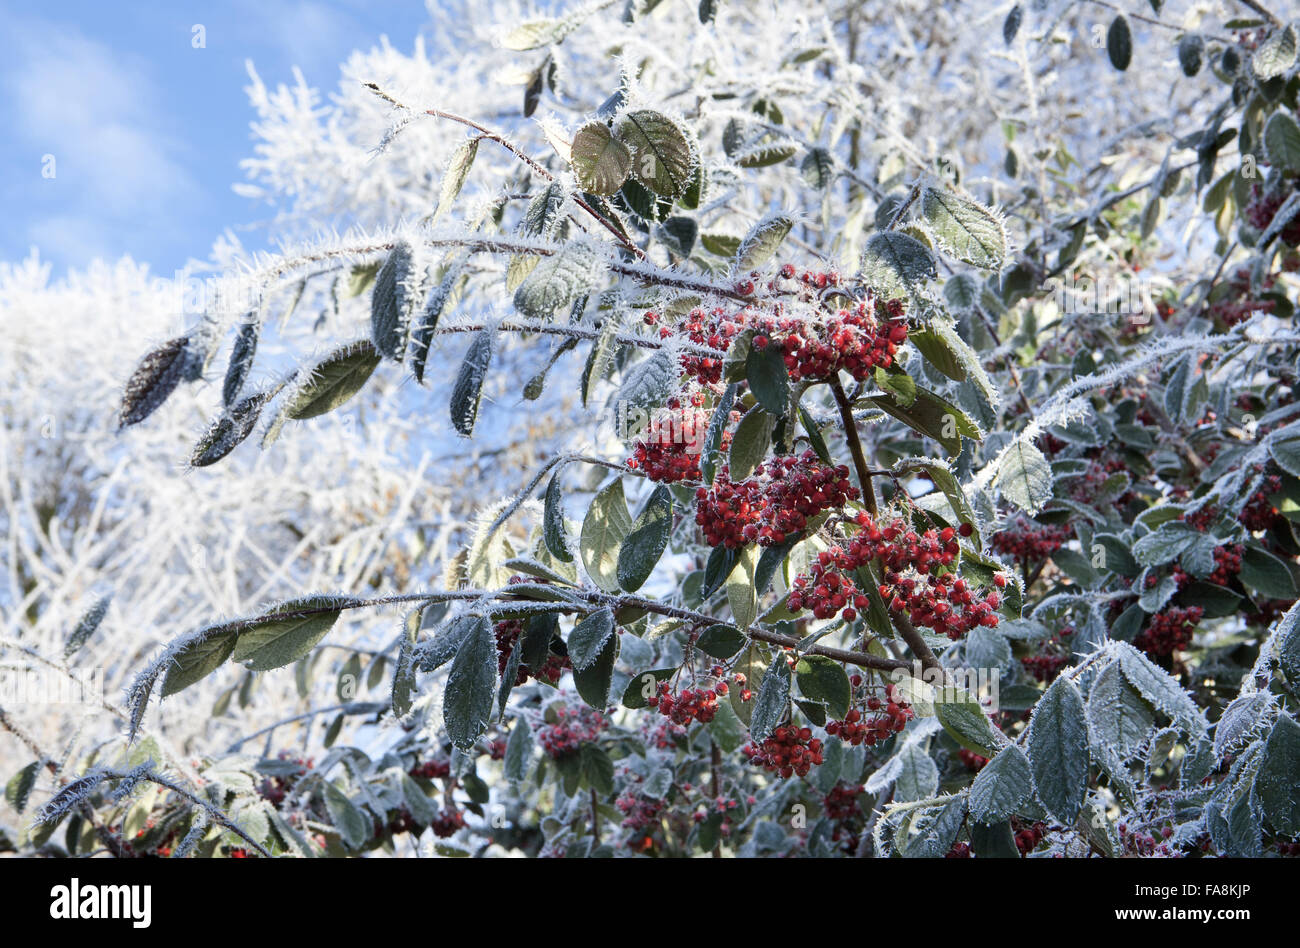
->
[5, 0, 1300, 859]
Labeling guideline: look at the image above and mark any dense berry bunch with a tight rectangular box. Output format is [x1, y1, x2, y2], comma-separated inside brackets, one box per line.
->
[1013, 819, 1048, 855]
[1020, 653, 1068, 683]
[626, 393, 733, 483]
[536, 705, 608, 759]
[695, 452, 857, 548]
[823, 782, 865, 821]
[1171, 544, 1243, 588]
[788, 512, 998, 636]
[1245, 184, 1300, 247]
[826, 697, 913, 746]
[742, 725, 825, 778]
[430, 808, 466, 838]
[665, 306, 750, 384]
[1240, 472, 1283, 532]
[408, 757, 451, 780]
[494, 619, 569, 686]
[1134, 606, 1203, 657]
[648, 681, 720, 725]
[989, 516, 1071, 562]
[753, 297, 908, 382]
[878, 568, 1002, 640]
[616, 791, 666, 850]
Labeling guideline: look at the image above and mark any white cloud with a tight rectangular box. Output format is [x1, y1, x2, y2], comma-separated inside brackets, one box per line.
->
[2, 18, 201, 263]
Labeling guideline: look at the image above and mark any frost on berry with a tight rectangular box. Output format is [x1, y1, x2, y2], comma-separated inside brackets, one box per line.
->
[695, 451, 857, 548]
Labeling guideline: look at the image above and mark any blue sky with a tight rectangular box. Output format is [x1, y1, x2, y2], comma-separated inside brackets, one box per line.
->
[0, 0, 433, 277]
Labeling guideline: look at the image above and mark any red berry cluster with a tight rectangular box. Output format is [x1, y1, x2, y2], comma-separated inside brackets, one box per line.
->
[495, 619, 569, 686]
[257, 752, 312, 809]
[989, 516, 1070, 562]
[431, 808, 466, 838]
[695, 452, 857, 549]
[1134, 606, 1203, 657]
[958, 749, 989, 772]
[666, 306, 749, 384]
[742, 725, 825, 778]
[407, 757, 451, 780]
[878, 566, 1003, 641]
[826, 698, 913, 746]
[1246, 184, 1300, 247]
[536, 704, 608, 759]
[616, 790, 666, 846]
[1020, 653, 1068, 683]
[787, 513, 997, 637]
[626, 392, 733, 483]
[648, 681, 720, 725]
[823, 782, 865, 821]
[753, 297, 909, 383]
[945, 841, 973, 858]
[1173, 544, 1243, 588]
[1240, 472, 1283, 532]
[1013, 819, 1047, 855]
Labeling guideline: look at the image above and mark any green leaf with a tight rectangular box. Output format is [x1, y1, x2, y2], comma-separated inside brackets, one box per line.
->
[1239, 546, 1297, 598]
[1106, 15, 1132, 71]
[323, 782, 367, 849]
[514, 244, 603, 319]
[283, 341, 381, 421]
[615, 110, 694, 197]
[1178, 33, 1204, 76]
[726, 544, 761, 629]
[572, 630, 617, 710]
[568, 608, 616, 671]
[65, 595, 111, 659]
[728, 406, 776, 479]
[1256, 715, 1300, 835]
[504, 718, 533, 782]
[231, 597, 342, 672]
[1027, 675, 1089, 823]
[617, 486, 672, 591]
[901, 795, 966, 858]
[860, 231, 937, 297]
[580, 478, 633, 593]
[696, 624, 746, 660]
[570, 122, 632, 195]
[868, 385, 979, 456]
[580, 743, 615, 795]
[192, 392, 270, 467]
[5, 761, 40, 814]
[735, 215, 793, 271]
[800, 147, 834, 188]
[994, 441, 1053, 514]
[794, 656, 850, 718]
[969, 744, 1033, 823]
[1086, 661, 1154, 760]
[746, 344, 790, 416]
[701, 544, 740, 600]
[750, 659, 791, 742]
[581, 317, 619, 407]
[450, 330, 493, 436]
[435, 139, 478, 220]
[1263, 111, 1300, 174]
[543, 473, 575, 563]
[501, 18, 578, 50]
[443, 615, 496, 749]
[411, 263, 461, 384]
[729, 642, 769, 725]
[700, 384, 737, 484]
[894, 743, 939, 802]
[935, 690, 1005, 756]
[1115, 641, 1203, 733]
[920, 187, 1008, 268]
[622, 668, 675, 709]
[1253, 23, 1298, 80]
[616, 349, 677, 420]
[392, 608, 421, 717]
[370, 242, 417, 360]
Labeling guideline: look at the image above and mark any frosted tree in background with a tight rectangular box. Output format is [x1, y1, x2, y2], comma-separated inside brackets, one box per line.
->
[3, 0, 1300, 858]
